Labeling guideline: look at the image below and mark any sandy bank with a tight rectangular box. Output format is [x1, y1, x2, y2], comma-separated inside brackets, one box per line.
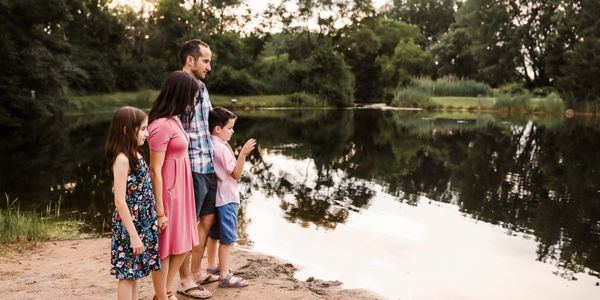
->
[0, 238, 382, 299]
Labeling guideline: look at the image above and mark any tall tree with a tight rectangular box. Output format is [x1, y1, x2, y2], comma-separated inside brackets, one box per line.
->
[556, 0, 600, 103]
[0, 0, 71, 125]
[390, 0, 457, 45]
[452, 0, 520, 86]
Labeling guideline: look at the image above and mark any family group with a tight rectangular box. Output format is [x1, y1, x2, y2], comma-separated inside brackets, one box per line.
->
[105, 39, 256, 300]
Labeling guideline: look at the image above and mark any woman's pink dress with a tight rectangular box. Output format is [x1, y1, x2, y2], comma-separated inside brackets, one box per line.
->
[148, 117, 199, 260]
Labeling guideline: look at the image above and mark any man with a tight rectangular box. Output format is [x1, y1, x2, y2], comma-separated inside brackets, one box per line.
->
[178, 39, 218, 299]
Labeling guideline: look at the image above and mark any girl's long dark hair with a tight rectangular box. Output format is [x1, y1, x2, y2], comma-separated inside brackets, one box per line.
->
[149, 70, 198, 125]
[105, 106, 148, 174]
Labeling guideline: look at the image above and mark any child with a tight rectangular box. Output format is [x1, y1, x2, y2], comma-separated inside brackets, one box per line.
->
[207, 106, 256, 288]
[106, 106, 161, 300]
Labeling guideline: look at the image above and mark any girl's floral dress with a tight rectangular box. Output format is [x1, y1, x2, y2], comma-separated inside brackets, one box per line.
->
[110, 158, 161, 279]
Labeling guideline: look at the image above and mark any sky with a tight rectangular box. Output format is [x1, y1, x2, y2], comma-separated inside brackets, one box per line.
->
[245, 0, 390, 12]
[111, 0, 390, 13]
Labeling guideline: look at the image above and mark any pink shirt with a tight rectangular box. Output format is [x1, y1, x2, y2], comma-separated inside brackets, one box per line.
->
[211, 135, 239, 207]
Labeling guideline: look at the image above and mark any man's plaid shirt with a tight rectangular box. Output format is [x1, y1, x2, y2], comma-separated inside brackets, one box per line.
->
[180, 81, 214, 174]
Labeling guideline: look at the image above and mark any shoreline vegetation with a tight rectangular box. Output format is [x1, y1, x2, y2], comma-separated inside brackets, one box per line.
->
[0, 195, 90, 250]
[63, 79, 590, 116]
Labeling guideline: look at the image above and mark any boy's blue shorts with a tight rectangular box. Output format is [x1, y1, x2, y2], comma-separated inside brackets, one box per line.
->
[209, 202, 239, 244]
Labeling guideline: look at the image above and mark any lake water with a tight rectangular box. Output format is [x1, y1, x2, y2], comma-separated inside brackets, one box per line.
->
[1, 109, 599, 299]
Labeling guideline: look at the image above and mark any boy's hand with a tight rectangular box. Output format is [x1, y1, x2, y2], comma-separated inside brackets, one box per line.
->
[240, 138, 256, 156]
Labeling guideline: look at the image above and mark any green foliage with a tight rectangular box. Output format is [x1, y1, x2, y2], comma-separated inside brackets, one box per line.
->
[496, 82, 527, 96]
[452, 0, 520, 86]
[209, 66, 258, 95]
[391, 87, 433, 108]
[377, 40, 433, 90]
[286, 92, 319, 106]
[0, 0, 70, 125]
[493, 93, 532, 113]
[65, 89, 158, 114]
[389, 0, 457, 45]
[430, 28, 476, 79]
[1, 195, 47, 243]
[411, 78, 493, 97]
[253, 54, 295, 94]
[533, 93, 565, 115]
[2, 0, 600, 122]
[292, 45, 355, 107]
[556, 2, 600, 104]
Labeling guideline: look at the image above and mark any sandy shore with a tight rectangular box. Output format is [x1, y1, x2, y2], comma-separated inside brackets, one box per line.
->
[0, 238, 381, 299]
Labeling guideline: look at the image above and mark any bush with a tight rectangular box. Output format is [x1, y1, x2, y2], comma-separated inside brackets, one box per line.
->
[493, 93, 532, 113]
[532, 86, 558, 97]
[286, 92, 319, 106]
[391, 87, 433, 108]
[533, 92, 564, 115]
[497, 82, 527, 95]
[411, 78, 493, 97]
[253, 54, 295, 94]
[208, 66, 257, 95]
[295, 45, 355, 107]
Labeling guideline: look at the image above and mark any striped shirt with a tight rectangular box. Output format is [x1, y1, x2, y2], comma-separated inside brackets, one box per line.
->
[180, 81, 214, 174]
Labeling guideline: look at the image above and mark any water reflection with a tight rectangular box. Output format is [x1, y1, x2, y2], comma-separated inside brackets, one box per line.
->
[1, 109, 599, 297]
[233, 109, 600, 283]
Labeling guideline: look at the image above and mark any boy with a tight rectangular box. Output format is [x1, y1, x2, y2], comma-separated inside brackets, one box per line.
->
[207, 106, 256, 288]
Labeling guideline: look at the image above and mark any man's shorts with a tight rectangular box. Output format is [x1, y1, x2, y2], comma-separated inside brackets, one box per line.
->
[192, 172, 216, 218]
[209, 202, 239, 244]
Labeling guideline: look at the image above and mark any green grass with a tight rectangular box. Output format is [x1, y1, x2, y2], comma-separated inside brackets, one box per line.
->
[0, 194, 86, 248]
[411, 78, 493, 97]
[65, 89, 158, 114]
[429, 95, 564, 114]
[430, 97, 496, 110]
[65, 90, 328, 114]
[210, 94, 304, 108]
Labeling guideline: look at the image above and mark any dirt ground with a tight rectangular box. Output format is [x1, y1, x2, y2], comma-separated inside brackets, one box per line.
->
[0, 238, 381, 299]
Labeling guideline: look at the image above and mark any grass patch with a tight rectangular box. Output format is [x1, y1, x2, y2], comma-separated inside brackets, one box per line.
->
[530, 93, 565, 115]
[65, 90, 328, 114]
[493, 93, 532, 113]
[0, 194, 86, 249]
[65, 89, 158, 114]
[391, 88, 434, 108]
[411, 78, 493, 97]
[431, 97, 496, 110]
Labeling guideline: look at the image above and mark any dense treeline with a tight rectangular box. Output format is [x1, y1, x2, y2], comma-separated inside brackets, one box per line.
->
[1, 0, 600, 125]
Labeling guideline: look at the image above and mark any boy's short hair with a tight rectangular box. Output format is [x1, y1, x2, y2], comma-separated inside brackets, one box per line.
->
[209, 106, 237, 133]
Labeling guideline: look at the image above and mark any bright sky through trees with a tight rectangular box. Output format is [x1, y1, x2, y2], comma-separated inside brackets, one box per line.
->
[111, 0, 389, 13]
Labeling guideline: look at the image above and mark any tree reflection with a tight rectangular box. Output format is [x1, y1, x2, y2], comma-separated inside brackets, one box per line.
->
[2, 109, 599, 279]
[236, 110, 600, 279]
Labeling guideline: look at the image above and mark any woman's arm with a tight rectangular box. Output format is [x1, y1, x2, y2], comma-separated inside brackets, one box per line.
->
[149, 150, 168, 232]
[113, 154, 144, 255]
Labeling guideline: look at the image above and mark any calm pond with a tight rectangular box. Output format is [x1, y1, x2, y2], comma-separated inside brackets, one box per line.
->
[1, 109, 599, 299]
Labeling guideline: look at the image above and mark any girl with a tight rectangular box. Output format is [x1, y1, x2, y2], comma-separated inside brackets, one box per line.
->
[106, 106, 161, 300]
[148, 71, 209, 299]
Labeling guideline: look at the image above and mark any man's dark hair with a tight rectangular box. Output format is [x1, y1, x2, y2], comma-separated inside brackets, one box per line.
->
[209, 106, 236, 133]
[179, 39, 210, 65]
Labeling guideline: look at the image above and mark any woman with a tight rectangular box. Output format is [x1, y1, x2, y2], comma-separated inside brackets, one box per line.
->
[148, 71, 211, 299]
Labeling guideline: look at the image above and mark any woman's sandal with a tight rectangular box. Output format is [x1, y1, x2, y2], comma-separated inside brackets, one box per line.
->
[218, 272, 249, 288]
[176, 285, 212, 299]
